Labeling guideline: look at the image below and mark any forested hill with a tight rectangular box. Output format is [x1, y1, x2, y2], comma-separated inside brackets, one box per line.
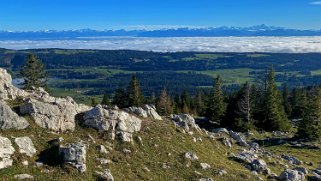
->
[1, 48, 321, 96]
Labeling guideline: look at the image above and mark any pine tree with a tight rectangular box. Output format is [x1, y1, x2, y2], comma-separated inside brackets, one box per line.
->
[20, 54, 47, 90]
[127, 74, 144, 107]
[205, 75, 226, 124]
[282, 83, 292, 117]
[156, 87, 173, 116]
[112, 88, 128, 108]
[297, 87, 321, 140]
[264, 67, 290, 131]
[101, 94, 111, 106]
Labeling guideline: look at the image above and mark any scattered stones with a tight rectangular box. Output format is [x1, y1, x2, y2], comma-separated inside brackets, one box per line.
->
[281, 155, 302, 165]
[229, 130, 248, 147]
[83, 105, 142, 142]
[59, 142, 87, 172]
[14, 174, 34, 180]
[279, 169, 305, 181]
[122, 148, 131, 154]
[14, 137, 37, 157]
[0, 136, 15, 169]
[97, 158, 111, 165]
[95, 169, 114, 181]
[200, 163, 211, 169]
[217, 169, 227, 176]
[162, 163, 170, 169]
[250, 142, 260, 152]
[0, 101, 29, 130]
[184, 151, 199, 161]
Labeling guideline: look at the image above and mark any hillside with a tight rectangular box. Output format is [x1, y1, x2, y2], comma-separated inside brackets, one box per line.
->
[1, 68, 321, 181]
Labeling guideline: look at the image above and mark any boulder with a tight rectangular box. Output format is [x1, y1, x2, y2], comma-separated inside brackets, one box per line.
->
[124, 107, 148, 118]
[171, 114, 201, 132]
[95, 169, 114, 181]
[0, 136, 15, 169]
[250, 142, 260, 152]
[294, 167, 308, 174]
[97, 145, 108, 154]
[14, 174, 34, 180]
[279, 169, 305, 181]
[14, 137, 37, 157]
[124, 104, 162, 120]
[0, 68, 29, 100]
[232, 150, 258, 163]
[59, 142, 87, 172]
[200, 163, 211, 169]
[184, 151, 199, 161]
[142, 104, 163, 120]
[83, 105, 142, 142]
[0, 101, 29, 130]
[251, 159, 269, 174]
[281, 155, 302, 165]
[20, 96, 90, 133]
[229, 130, 248, 147]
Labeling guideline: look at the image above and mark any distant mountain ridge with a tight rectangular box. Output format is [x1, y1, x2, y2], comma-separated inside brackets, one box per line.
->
[1, 25, 321, 40]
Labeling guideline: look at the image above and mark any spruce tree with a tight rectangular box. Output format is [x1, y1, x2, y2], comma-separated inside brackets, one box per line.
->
[205, 75, 226, 124]
[20, 54, 47, 90]
[156, 87, 173, 116]
[101, 94, 111, 106]
[297, 87, 321, 140]
[282, 83, 292, 117]
[264, 67, 290, 131]
[127, 74, 144, 107]
[112, 88, 127, 108]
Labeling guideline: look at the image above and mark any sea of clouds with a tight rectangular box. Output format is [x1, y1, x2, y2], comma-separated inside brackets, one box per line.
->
[1, 36, 321, 53]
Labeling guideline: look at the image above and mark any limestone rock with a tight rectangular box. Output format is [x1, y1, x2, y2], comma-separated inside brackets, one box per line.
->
[251, 159, 269, 175]
[200, 163, 211, 169]
[59, 142, 87, 172]
[95, 169, 114, 181]
[229, 130, 248, 147]
[0, 68, 29, 100]
[213, 128, 229, 135]
[184, 151, 199, 161]
[279, 169, 305, 181]
[232, 150, 258, 163]
[124, 104, 162, 120]
[83, 105, 142, 142]
[20, 96, 90, 132]
[198, 178, 214, 181]
[0, 101, 29, 130]
[0, 136, 15, 169]
[14, 137, 37, 157]
[97, 145, 108, 154]
[222, 137, 232, 148]
[14, 174, 34, 180]
[294, 167, 308, 174]
[171, 114, 201, 132]
[281, 155, 302, 165]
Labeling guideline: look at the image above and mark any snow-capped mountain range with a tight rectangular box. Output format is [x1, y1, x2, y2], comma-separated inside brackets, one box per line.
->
[1, 25, 321, 40]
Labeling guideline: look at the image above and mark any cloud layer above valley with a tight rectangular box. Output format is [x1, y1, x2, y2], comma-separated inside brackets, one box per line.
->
[1, 36, 321, 53]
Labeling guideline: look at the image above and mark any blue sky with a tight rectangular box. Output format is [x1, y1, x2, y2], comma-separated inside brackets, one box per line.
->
[1, 0, 321, 31]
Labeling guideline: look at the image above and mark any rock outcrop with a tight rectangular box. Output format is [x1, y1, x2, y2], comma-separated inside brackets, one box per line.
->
[83, 105, 142, 142]
[124, 104, 162, 120]
[14, 137, 37, 157]
[0, 68, 28, 100]
[279, 169, 305, 181]
[59, 142, 87, 173]
[0, 136, 15, 169]
[229, 130, 248, 147]
[0, 101, 29, 130]
[171, 114, 201, 133]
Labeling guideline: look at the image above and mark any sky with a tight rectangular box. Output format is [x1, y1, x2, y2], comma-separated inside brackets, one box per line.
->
[0, 0, 321, 31]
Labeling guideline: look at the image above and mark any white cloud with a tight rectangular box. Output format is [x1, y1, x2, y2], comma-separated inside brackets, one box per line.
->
[309, 1, 321, 5]
[1, 37, 321, 53]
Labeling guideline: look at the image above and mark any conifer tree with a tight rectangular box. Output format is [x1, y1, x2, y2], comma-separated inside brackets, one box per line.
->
[290, 88, 308, 119]
[101, 94, 111, 106]
[112, 88, 128, 108]
[91, 98, 98, 107]
[297, 87, 321, 140]
[264, 67, 290, 131]
[205, 75, 226, 124]
[127, 74, 144, 107]
[194, 90, 205, 116]
[156, 87, 173, 116]
[282, 83, 292, 117]
[20, 54, 48, 90]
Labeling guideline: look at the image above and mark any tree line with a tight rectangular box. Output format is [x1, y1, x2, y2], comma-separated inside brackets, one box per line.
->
[20, 54, 321, 141]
